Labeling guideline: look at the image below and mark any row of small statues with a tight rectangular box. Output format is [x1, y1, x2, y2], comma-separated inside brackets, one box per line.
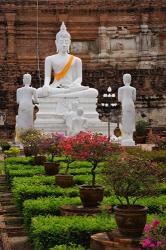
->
[16, 22, 136, 146]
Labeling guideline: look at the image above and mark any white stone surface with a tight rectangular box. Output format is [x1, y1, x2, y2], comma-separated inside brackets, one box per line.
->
[118, 73, 136, 146]
[15, 73, 38, 145]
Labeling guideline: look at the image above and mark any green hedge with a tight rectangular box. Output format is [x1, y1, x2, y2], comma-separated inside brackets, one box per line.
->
[30, 215, 116, 250]
[12, 176, 55, 188]
[23, 196, 81, 229]
[13, 184, 79, 208]
[6, 168, 44, 184]
[50, 244, 86, 250]
[5, 157, 33, 164]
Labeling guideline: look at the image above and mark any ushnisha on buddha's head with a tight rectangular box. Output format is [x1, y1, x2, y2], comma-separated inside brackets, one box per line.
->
[123, 73, 131, 85]
[23, 73, 31, 86]
[55, 22, 71, 54]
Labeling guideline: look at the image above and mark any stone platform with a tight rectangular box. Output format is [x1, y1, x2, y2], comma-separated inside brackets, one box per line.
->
[90, 230, 143, 250]
[34, 95, 116, 136]
[60, 205, 112, 216]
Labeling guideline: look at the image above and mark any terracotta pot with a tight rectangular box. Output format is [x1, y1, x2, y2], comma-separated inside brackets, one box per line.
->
[44, 162, 59, 176]
[79, 185, 104, 208]
[55, 174, 73, 188]
[23, 147, 33, 156]
[114, 205, 148, 237]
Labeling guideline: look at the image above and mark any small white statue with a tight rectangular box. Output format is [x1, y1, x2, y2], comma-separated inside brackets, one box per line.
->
[70, 108, 88, 135]
[118, 73, 136, 146]
[37, 22, 97, 98]
[65, 101, 79, 135]
[15, 73, 38, 143]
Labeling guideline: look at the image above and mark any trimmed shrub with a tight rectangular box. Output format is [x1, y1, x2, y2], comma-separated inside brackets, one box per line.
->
[50, 244, 86, 250]
[23, 196, 81, 229]
[5, 157, 33, 164]
[13, 184, 79, 208]
[30, 215, 116, 250]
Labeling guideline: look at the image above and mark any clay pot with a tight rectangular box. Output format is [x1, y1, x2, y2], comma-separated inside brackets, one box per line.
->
[55, 174, 73, 188]
[79, 185, 104, 208]
[33, 155, 46, 165]
[44, 162, 59, 176]
[23, 147, 33, 156]
[114, 205, 148, 237]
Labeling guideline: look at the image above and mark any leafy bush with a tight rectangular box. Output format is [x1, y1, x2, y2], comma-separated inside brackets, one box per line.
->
[13, 184, 79, 208]
[135, 120, 149, 136]
[12, 176, 55, 188]
[5, 156, 33, 164]
[23, 196, 81, 229]
[30, 215, 116, 250]
[0, 140, 11, 151]
[4, 146, 20, 157]
[50, 244, 86, 250]
[6, 167, 44, 184]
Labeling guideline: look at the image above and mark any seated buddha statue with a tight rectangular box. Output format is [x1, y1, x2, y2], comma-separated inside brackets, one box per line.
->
[37, 22, 97, 98]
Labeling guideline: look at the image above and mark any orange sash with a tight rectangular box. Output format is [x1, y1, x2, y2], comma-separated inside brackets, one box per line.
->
[54, 55, 74, 81]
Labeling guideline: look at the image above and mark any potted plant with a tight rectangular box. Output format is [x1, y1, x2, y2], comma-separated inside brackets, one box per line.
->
[64, 131, 119, 207]
[55, 136, 75, 188]
[134, 120, 149, 144]
[20, 128, 43, 157]
[103, 153, 164, 237]
[41, 133, 64, 176]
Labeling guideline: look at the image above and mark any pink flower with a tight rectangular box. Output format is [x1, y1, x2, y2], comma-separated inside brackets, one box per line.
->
[143, 238, 151, 248]
[156, 241, 162, 247]
[144, 224, 150, 233]
[149, 243, 155, 249]
[151, 219, 160, 230]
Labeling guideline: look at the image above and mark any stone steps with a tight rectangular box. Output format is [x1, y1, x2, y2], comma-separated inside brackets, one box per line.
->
[0, 174, 34, 250]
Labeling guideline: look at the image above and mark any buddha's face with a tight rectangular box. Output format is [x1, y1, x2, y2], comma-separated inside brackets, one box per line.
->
[56, 37, 71, 54]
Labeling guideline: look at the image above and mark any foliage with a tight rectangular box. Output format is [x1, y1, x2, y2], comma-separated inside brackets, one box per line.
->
[20, 128, 44, 156]
[0, 140, 11, 151]
[136, 120, 149, 136]
[5, 156, 33, 164]
[13, 184, 79, 208]
[103, 153, 164, 205]
[4, 146, 20, 157]
[148, 133, 166, 150]
[61, 132, 120, 186]
[30, 215, 115, 250]
[23, 196, 81, 229]
[139, 219, 166, 250]
[40, 133, 64, 162]
[50, 244, 86, 250]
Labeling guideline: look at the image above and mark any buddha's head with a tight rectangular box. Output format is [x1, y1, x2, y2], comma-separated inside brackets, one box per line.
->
[55, 22, 71, 54]
[23, 73, 31, 86]
[123, 73, 131, 86]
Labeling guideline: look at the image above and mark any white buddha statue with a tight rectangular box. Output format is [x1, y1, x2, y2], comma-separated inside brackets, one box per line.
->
[37, 22, 97, 98]
[118, 73, 136, 146]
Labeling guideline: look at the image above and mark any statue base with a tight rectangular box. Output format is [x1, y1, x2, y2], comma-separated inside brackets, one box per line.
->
[34, 94, 116, 136]
[120, 138, 135, 147]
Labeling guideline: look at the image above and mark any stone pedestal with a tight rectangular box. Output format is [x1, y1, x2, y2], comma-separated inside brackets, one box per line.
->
[60, 205, 112, 216]
[34, 95, 116, 136]
[90, 230, 142, 250]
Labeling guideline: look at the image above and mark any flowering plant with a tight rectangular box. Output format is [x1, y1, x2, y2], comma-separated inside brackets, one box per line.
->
[140, 219, 166, 250]
[20, 128, 43, 156]
[61, 131, 119, 186]
[40, 133, 64, 162]
[103, 153, 164, 205]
